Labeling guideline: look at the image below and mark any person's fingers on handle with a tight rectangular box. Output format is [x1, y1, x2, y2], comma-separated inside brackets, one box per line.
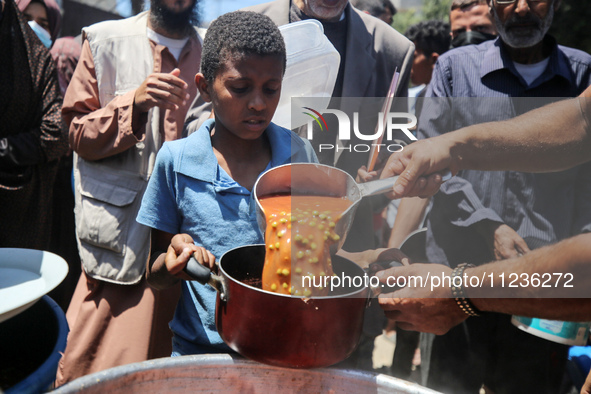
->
[199, 248, 216, 270]
[192, 248, 207, 267]
[170, 233, 196, 255]
[380, 154, 409, 185]
[390, 160, 425, 199]
[166, 246, 192, 276]
[171, 246, 201, 282]
[208, 250, 216, 268]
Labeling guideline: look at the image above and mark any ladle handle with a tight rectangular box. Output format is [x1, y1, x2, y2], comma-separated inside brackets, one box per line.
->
[358, 176, 399, 197]
[358, 170, 453, 198]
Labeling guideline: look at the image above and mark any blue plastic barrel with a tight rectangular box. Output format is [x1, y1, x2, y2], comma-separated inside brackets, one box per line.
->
[0, 296, 69, 393]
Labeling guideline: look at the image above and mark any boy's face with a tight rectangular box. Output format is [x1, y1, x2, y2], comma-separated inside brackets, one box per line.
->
[198, 54, 284, 140]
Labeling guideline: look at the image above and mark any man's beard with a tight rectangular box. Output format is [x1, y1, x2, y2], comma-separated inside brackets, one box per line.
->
[492, 4, 554, 49]
[150, 0, 199, 36]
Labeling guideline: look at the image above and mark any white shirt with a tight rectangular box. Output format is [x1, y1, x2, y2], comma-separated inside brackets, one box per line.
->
[146, 28, 189, 62]
[513, 58, 550, 86]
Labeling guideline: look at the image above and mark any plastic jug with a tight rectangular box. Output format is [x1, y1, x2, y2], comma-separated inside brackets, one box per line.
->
[273, 20, 340, 130]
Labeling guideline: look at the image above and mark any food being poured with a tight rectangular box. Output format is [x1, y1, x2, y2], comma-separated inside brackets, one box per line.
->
[259, 194, 352, 297]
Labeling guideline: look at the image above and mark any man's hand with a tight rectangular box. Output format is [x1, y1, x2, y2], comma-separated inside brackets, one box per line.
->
[166, 233, 215, 278]
[381, 138, 457, 199]
[134, 68, 190, 113]
[476, 221, 531, 260]
[376, 263, 468, 335]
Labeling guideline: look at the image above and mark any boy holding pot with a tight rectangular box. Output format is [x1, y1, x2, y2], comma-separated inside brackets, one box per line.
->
[136, 11, 318, 356]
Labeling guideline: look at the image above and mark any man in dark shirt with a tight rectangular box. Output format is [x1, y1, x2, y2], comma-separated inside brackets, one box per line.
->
[390, 0, 591, 392]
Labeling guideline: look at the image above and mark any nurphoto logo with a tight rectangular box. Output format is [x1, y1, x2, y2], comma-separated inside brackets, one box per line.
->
[302, 107, 418, 154]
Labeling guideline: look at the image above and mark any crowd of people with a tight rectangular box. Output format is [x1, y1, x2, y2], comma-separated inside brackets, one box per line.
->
[1, 0, 590, 392]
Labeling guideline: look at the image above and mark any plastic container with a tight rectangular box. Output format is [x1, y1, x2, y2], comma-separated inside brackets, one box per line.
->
[511, 315, 591, 346]
[0, 296, 69, 393]
[272, 20, 340, 130]
[53, 354, 441, 393]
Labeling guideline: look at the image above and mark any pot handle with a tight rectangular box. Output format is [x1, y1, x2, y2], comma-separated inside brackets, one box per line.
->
[184, 256, 228, 302]
[358, 176, 398, 198]
[358, 170, 452, 198]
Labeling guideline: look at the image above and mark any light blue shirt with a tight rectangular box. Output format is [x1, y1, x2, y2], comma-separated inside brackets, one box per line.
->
[137, 119, 317, 354]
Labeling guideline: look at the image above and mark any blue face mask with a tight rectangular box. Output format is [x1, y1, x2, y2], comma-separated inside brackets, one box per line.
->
[28, 20, 52, 48]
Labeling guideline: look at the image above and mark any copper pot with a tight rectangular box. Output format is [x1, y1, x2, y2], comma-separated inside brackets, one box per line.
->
[185, 244, 371, 369]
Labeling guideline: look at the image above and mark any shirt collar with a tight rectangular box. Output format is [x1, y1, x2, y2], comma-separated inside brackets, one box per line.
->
[177, 119, 218, 182]
[177, 120, 302, 183]
[480, 35, 571, 87]
[266, 122, 301, 167]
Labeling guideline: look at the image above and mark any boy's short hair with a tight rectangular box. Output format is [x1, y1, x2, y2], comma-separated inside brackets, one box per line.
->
[405, 20, 451, 56]
[201, 11, 287, 83]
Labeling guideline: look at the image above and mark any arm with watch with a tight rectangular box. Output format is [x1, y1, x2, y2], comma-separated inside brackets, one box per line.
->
[377, 232, 591, 335]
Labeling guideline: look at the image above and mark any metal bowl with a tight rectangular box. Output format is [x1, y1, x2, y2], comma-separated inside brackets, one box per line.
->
[53, 354, 441, 394]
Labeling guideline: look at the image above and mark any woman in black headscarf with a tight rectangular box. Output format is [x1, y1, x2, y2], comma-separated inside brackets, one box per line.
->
[0, 0, 68, 249]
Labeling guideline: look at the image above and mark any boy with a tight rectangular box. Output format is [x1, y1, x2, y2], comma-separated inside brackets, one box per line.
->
[136, 11, 318, 355]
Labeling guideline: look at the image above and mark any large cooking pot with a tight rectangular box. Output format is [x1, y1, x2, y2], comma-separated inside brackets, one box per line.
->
[53, 354, 442, 394]
[185, 244, 376, 369]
